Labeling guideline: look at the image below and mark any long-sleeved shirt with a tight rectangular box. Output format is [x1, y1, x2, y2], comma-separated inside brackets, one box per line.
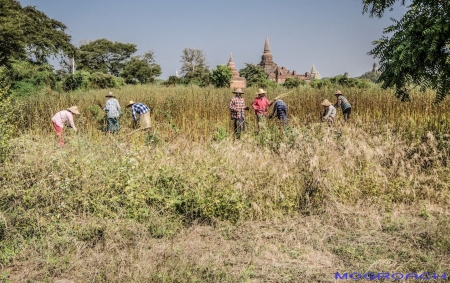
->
[103, 98, 121, 118]
[252, 96, 271, 115]
[323, 105, 337, 120]
[51, 110, 76, 131]
[271, 100, 287, 119]
[228, 95, 246, 120]
[131, 103, 150, 121]
[335, 95, 351, 112]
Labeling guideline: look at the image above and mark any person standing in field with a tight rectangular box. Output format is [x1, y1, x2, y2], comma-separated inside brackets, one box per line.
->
[334, 90, 352, 122]
[252, 88, 273, 133]
[101, 91, 121, 133]
[51, 106, 80, 146]
[321, 99, 336, 126]
[228, 88, 249, 139]
[269, 99, 288, 128]
[126, 101, 151, 130]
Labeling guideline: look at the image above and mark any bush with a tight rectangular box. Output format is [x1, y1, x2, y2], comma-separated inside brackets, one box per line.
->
[8, 60, 56, 97]
[90, 72, 116, 89]
[62, 71, 91, 92]
[283, 78, 306, 89]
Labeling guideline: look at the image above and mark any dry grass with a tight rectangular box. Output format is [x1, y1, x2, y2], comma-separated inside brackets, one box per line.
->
[1, 85, 450, 282]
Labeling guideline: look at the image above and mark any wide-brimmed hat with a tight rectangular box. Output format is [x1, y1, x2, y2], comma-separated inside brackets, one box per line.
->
[257, 88, 267, 95]
[321, 99, 332, 107]
[126, 100, 136, 107]
[67, 106, 80, 115]
[105, 91, 115, 98]
[335, 90, 342, 95]
[233, 88, 244, 94]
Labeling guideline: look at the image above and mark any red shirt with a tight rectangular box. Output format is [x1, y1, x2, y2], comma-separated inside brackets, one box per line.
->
[252, 96, 271, 115]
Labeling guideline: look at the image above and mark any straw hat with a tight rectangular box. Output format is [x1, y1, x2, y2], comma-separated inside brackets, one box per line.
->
[321, 99, 332, 107]
[67, 106, 80, 115]
[335, 90, 342, 95]
[257, 88, 267, 95]
[126, 100, 136, 107]
[233, 88, 244, 94]
[105, 91, 115, 98]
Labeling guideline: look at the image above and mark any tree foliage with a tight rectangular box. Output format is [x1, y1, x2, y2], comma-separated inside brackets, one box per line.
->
[121, 51, 162, 84]
[0, 0, 74, 66]
[210, 65, 232, 88]
[363, 0, 450, 102]
[77, 38, 137, 76]
[239, 63, 269, 87]
[359, 71, 381, 83]
[283, 78, 306, 89]
[179, 48, 210, 85]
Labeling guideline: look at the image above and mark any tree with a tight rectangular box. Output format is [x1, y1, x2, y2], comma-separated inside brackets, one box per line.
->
[363, 0, 450, 102]
[121, 51, 162, 84]
[180, 48, 210, 85]
[359, 71, 381, 83]
[239, 63, 268, 87]
[283, 78, 306, 89]
[210, 65, 232, 88]
[77, 38, 137, 76]
[0, 0, 74, 66]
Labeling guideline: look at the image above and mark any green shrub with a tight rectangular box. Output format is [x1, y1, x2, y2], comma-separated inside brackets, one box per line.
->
[62, 71, 91, 91]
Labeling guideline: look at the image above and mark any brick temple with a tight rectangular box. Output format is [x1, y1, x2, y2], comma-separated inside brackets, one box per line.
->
[227, 53, 246, 89]
[258, 36, 320, 83]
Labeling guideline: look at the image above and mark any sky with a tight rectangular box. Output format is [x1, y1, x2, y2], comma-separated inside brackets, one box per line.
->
[19, 0, 408, 79]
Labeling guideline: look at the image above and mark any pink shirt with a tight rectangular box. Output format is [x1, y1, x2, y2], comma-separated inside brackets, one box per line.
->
[51, 110, 76, 131]
[252, 96, 271, 115]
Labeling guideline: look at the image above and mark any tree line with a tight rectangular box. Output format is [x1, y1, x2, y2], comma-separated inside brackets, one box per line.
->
[1, 0, 447, 100]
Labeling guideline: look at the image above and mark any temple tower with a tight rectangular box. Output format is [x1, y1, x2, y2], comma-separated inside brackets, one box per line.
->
[258, 36, 278, 76]
[227, 53, 240, 77]
[227, 53, 246, 89]
[372, 59, 379, 73]
[311, 64, 321, 80]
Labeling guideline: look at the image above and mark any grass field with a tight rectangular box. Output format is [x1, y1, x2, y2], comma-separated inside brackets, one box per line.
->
[1, 84, 450, 282]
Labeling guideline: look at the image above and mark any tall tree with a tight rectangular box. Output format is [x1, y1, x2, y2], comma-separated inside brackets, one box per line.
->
[121, 50, 162, 84]
[210, 65, 232, 88]
[363, 0, 450, 102]
[239, 63, 268, 87]
[0, 0, 74, 66]
[180, 48, 210, 85]
[77, 38, 137, 76]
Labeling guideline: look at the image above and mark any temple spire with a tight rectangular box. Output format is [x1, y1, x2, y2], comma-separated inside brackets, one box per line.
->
[264, 36, 270, 53]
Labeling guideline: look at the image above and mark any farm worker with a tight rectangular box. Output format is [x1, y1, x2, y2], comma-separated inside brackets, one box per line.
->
[102, 91, 121, 133]
[228, 88, 249, 139]
[126, 101, 151, 130]
[269, 99, 288, 127]
[252, 88, 273, 133]
[334, 90, 352, 122]
[321, 99, 336, 126]
[51, 106, 80, 146]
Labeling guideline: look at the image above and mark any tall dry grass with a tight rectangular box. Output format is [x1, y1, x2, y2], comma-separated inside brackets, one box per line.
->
[1, 84, 450, 282]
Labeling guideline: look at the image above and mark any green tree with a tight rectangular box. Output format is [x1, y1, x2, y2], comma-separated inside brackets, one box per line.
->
[77, 38, 137, 76]
[283, 78, 306, 89]
[239, 63, 268, 87]
[0, 67, 15, 162]
[210, 65, 232, 88]
[180, 48, 210, 85]
[0, 0, 74, 66]
[359, 71, 381, 83]
[121, 51, 162, 84]
[363, 0, 450, 102]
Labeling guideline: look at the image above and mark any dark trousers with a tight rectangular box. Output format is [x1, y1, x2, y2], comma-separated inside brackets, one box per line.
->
[233, 118, 245, 139]
[107, 117, 120, 132]
[343, 108, 351, 122]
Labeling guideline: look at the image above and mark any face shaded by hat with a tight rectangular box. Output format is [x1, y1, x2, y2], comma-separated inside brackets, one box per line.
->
[257, 88, 267, 95]
[106, 91, 115, 98]
[321, 99, 332, 107]
[233, 88, 244, 94]
[126, 101, 136, 108]
[67, 106, 81, 115]
[335, 90, 342, 96]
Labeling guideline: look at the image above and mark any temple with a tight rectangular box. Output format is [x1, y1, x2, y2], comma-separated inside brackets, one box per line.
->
[227, 53, 246, 89]
[257, 36, 317, 83]
[372, 59, 380, 73]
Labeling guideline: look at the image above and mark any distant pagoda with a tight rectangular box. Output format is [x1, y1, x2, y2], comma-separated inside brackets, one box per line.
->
[311, 64, 321, 80]
[227, 53, 246, 89]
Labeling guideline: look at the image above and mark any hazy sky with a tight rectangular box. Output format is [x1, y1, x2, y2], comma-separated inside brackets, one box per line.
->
[19, 0, 407, 79]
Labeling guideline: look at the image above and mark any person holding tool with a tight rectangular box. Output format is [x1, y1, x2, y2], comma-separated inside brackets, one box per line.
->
[98, 91, 121, 133]
[228, 88, 249, 139]
[126, 101, 151, 130]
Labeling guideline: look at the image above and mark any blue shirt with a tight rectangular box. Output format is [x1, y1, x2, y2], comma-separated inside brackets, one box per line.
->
[131, 103, 150, 121]
[271, 100, 287, 119]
